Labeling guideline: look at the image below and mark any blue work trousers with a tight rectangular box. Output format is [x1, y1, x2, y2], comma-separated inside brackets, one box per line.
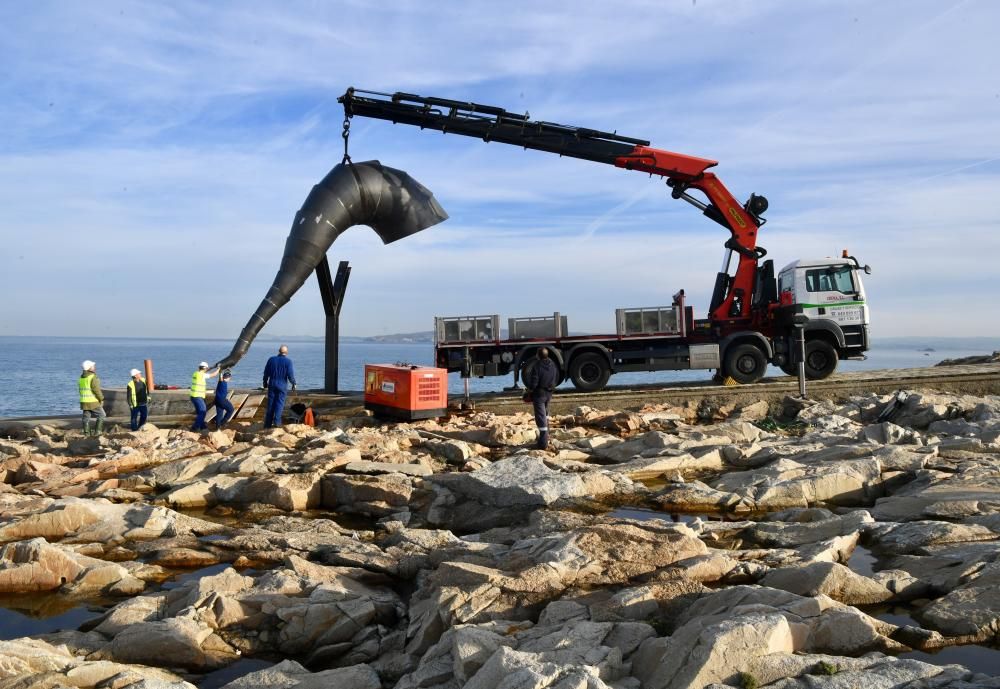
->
[264, 387, 287, 428]
[215, 399, 235, 429]
[532, 390, 551, 447]
[190, 397, 208, 431]
[130, 405, 148, 431]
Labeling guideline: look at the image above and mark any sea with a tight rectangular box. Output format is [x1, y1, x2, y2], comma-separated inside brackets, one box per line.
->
[0, 335, 996, 419]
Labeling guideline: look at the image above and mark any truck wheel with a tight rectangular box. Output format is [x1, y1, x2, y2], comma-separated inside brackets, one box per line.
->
[804, 340, 838, 379]
[723, 344, 767, 384]
[569, 352, 611, 392]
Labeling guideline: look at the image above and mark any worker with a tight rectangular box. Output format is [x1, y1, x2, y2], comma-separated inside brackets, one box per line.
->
[190, 362, 220, 431]
[523, 347, 558, 450]
[262, 344, 296, 428]
[78, 360, 106, 437]
[214, 370, 235, 430]
[126, 368, 150, 431]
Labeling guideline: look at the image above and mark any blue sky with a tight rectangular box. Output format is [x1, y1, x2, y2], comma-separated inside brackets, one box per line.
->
[1, 0, 998, 340]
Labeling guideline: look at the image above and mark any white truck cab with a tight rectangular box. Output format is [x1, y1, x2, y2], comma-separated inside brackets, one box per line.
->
[774, 256, 872, 378]
[778, 258, 870, 328]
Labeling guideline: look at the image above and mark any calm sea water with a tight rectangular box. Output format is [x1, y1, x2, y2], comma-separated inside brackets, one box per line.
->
[0, 336, 993, 418]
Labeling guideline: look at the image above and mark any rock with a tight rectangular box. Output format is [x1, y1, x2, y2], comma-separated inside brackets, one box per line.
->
[859, 422, 921, 445]
[343, 460, 432, 477]
[431, 457, 616, 509]
[207, 429, 235, 449]
[0, 498, 225, 545]
[745, 511, 873, 547]
[217, 660, 381, 689]
[607, 450, 724, 481]
[865, 520, 998, 555]
[322, 473, 416, 517]
[164, 472, 324, 511]
[0, 439, 30, 458]
[920, 582, 1000, 637]
[98, 616, 239, 670]
[633, 612, 797, 689]
[488, 420, 538, 446]
[732, 400, 771, 422]
[760, 561, 893, 605]
[0, 637, 196, 688]
[0, 537, 144, 594]
[711, 457, 882, 510]
[423, 438, 476, 463]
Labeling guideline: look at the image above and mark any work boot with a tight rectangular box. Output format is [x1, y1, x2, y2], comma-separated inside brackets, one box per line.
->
[535, 431, 549, 451]
[82, 421, 92, 437]
[94, 419, 105, 437]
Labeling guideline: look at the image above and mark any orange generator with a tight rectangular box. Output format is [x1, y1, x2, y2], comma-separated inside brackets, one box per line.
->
[364, 364, 448, 420]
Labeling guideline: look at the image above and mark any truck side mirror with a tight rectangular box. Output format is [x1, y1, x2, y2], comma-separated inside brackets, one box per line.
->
[864, 265, 872, 275]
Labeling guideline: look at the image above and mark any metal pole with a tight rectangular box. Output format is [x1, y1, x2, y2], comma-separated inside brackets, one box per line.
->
[143, 359, 154, 391]
[796, 324, 807, 398]
[316, 257, 351, 394]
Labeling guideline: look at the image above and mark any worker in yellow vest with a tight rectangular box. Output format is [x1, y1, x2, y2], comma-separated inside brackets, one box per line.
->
[78, 360, 105, 436]
[126, 369, 151, 431]
[190, 361, 220, 431]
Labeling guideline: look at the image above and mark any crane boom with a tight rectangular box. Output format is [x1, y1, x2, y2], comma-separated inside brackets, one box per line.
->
[337, 87, 768, 324]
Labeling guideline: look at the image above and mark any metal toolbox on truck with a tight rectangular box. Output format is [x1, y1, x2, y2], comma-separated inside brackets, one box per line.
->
[508, 313, 568, 339]
[364, 364, 448, 420]
[434, 315, 501, 343]
[615, 306, 680, 336]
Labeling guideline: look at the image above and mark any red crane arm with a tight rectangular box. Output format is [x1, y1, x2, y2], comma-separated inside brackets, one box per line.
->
[338, 88, 766, 322]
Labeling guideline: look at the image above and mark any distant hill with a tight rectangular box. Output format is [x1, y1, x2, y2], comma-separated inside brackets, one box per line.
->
[363, 331, 435, 344]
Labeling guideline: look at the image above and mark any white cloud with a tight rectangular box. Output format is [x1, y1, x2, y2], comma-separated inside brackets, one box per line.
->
[1, 0, 998, 339]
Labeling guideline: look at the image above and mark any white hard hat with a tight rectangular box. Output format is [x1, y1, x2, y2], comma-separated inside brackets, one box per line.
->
[199, 361, 209, 369]
[130, 369, 141, 376]
[82, 360, 96, 371]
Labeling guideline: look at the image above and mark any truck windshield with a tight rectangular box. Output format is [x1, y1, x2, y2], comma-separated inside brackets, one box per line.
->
[805, 266, 854, 293]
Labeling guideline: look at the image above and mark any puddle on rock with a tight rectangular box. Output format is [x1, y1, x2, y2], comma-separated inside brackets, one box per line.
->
[871, 605, 919, 628]
[193, 657, 276, 689]
[0, 593, 111, 641]
[607, 507, 716, 524]
[847, 543, 878, 576]
[901, 645, 1000, 676]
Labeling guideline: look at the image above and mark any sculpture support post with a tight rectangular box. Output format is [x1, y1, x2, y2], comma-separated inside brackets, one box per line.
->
[316, 257, 351, 393]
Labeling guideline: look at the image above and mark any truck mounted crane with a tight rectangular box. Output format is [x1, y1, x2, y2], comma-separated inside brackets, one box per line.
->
[334, 88, 872, 391]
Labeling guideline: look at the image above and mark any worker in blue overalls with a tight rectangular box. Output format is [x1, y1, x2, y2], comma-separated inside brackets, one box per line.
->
[262, 345, 296, 428]
[523, 347, 558, 450]
[214, 370, 235, 430]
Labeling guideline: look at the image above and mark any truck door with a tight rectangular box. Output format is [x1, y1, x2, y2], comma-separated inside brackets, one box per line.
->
[800, 264, 866, 327]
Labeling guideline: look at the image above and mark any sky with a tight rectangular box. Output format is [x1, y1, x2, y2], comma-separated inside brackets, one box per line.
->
[1, 0, 998, 341]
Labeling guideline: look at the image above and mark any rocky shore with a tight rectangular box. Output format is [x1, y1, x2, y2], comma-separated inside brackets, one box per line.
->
[1, 389, 1000, 688]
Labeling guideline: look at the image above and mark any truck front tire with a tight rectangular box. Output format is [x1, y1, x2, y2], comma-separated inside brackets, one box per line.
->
[569, 352, 611, 392]
[804, 340, 838, 379]
[723, 344, 767, 384]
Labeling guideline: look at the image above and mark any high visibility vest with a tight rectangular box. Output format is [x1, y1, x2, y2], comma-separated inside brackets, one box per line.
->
[79, 374, 98, 404]
[127, 377, 146, 406]
[190, 370, 207, 398]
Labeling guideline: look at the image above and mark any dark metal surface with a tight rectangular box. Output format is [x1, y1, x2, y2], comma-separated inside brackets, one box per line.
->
[316, 258, 351, 393]
[217, 161, 447, 369]
[339, 88, 643, 166]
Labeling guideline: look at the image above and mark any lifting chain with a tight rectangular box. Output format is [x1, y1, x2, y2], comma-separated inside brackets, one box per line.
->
[341, 115, 352, 164]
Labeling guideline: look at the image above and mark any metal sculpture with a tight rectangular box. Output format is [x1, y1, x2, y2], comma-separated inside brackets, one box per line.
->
[216, 160, 447, 370]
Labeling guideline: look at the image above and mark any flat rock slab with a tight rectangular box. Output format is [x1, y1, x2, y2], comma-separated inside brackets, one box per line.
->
[344, 460, 431, 477]
[431, 457, 616, 508]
